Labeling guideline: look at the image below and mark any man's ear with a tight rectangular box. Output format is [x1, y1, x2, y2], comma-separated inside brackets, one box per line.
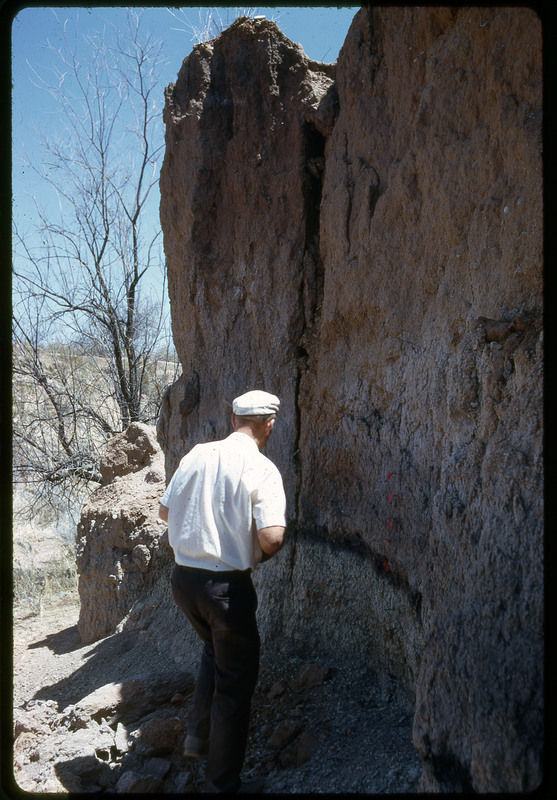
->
[268, 417, 276, 431]
[231, 413, 237, 429]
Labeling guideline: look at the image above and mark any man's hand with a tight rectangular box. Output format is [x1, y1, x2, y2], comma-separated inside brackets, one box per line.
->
[159, 503, 169, 522]
[257, 525, 285, 560]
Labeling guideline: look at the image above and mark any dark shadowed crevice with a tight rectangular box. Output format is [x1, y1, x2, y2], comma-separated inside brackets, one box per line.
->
[289, 122, 327, 575]
[302, 122, 326, 326]
[293, 122, 326, 522]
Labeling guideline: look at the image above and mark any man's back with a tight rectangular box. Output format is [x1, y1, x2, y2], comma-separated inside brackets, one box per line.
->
[162, 431, 285, 571]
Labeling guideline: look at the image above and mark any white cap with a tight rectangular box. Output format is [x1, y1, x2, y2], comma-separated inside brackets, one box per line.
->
[232, 390, 280, 416]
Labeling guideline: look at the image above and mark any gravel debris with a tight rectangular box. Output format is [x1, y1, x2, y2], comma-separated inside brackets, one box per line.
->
[13, 594, 422, 793]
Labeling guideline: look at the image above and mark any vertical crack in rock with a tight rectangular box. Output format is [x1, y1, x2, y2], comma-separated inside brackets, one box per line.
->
[341, 131, 355, 253]
[290, 121, 326, 574]
[294, 122, 326, 513]
[302, 121, 326, 320]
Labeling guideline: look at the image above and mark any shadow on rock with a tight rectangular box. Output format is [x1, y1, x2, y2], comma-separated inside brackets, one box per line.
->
[31, 629, 166, 708]
[16, 670, 199, 793]
[53, 736, 202, 793]
[52, 684, 202, 794]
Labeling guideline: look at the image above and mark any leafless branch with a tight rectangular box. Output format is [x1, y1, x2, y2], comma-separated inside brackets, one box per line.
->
[13, 9, 177, 519]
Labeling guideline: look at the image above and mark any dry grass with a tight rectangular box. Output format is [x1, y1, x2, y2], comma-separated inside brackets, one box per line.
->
[13, 540, 78, 617]
[13, 486, 79, 617]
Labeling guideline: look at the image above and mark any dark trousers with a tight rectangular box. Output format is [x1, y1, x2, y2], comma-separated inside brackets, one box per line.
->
[171, 564, 260, 793]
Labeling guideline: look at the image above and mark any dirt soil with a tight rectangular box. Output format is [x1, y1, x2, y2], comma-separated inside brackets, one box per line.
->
[12, 591, 422, 793]
[13, 594, 96, 709]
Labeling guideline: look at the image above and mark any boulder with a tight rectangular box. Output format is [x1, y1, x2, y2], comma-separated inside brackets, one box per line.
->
[61, 671, 194, 725]
[268, 719, 303, 750]
[76, 423, 171, 643]
[289, 663, 330, 694]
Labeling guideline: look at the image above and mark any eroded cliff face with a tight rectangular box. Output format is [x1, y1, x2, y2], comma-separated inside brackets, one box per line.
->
[158, 8, 542, 793]
[76, 424, 169, 643]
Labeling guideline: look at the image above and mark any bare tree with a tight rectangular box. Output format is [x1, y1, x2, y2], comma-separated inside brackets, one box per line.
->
[13, 9, 178, 516]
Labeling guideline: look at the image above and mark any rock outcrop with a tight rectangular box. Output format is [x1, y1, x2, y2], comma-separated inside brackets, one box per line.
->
[157, 8, 543, 793]
[76, 424, 171, 643]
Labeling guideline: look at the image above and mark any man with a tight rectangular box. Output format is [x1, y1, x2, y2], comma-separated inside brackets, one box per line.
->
[159, 390, 286, 794]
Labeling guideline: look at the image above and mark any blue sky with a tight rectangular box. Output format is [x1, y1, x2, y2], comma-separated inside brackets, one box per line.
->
[12, 6, 360, 230]
[11, 5, 359, 329]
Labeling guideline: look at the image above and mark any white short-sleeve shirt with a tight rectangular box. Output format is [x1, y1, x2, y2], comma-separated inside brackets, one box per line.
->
[161, 431, 286, 571]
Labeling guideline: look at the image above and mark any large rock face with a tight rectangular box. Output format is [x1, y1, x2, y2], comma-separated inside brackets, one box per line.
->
[158, 8, 542, 793]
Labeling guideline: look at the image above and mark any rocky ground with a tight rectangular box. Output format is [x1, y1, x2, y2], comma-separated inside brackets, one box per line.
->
[12, 590, 422, 793]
